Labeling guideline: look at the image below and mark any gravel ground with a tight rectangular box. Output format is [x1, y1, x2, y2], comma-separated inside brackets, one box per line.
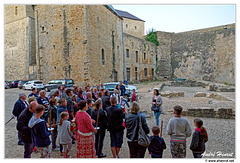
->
[5, 82, 235, 159]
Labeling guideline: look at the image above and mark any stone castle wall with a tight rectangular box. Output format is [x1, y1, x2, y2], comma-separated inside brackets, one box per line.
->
[171, 24, 235, 84]
[5, 5, 36, 80]
[33, 5, 87, 85]
[156, 31, 174, 79]
[156, 24, 235, 84]
[31, 5, 125, 86]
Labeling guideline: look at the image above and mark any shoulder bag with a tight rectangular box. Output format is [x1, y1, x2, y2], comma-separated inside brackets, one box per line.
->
[138, 115, 151, 147]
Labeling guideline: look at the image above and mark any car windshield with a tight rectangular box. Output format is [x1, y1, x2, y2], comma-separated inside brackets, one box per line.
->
[48, 80, 55, 84]
[34, 81, 43, 84]
[55, 80, 64, 84]
[104, 84, 116, 90]
[66, 80, 74, 84]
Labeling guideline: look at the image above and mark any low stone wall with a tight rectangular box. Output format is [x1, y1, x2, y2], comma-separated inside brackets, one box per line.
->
[217, 108, 235, 119]
[205, 84, 235, 92]
[182, 107, 234, 119]
[170, 80, 235, 92]
[170, 80, 207, 87]
[194, 92, 206, 97]
[194, 92, 234, 101]
[160, 91, 185, 98]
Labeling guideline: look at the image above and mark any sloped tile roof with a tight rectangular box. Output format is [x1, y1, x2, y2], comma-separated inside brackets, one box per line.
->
[115, 9, 145, 22]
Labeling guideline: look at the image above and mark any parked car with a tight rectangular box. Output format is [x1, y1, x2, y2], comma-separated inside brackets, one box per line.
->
[22, 80, 44, 90]
[5, 81, 14, 88]
[11, 80, 20, 88]
[44, 79, 74, 92]
[125, 84, 138, 96]
[103, 82, 138, 98]
[18, 80, 29, 89]
[47, 87, 74, 98]
[5, 81, 10, 89]
[47, 89, 58, 98]
[103, 84, 117, 95]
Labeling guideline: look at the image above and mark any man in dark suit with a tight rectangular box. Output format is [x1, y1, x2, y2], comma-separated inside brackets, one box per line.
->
[12, 92, 28, 145]
[17, 101, 38, 158]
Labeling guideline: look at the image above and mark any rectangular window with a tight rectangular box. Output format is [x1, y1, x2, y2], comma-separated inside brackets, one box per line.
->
[126, 49, 129, 58]
[101, 49, 105, 65]
[144, 52, 146, 60]
[144, 68, 147, 77]
[126, 68, 130, 81]
[152, 68, 154, 78]
[136, 51, 138, 62]
[135, 67, 138, 81]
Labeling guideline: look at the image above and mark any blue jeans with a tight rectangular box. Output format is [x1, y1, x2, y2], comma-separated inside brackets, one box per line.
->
[18, 131, 22, 143]
[154, 111, 162, 126]
[193, 153, 203, 158]
[24, 142, 33, 158]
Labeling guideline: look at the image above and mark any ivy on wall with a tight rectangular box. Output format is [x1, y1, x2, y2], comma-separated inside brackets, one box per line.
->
[145, 28, 159, 46]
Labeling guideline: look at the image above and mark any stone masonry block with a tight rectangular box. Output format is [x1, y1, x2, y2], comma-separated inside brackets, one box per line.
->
[194, 92, 207, 97]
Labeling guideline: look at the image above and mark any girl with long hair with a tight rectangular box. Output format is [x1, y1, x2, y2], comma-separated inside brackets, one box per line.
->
[190, 118, 208, 158]
[58, 112, 72, 158]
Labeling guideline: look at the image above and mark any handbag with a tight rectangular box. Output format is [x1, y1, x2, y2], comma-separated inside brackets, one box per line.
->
[151, 105, 160, 112]
[138, 115, 151, 147]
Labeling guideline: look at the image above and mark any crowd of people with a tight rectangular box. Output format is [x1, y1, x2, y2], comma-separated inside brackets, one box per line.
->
[12, 82, 208, 159]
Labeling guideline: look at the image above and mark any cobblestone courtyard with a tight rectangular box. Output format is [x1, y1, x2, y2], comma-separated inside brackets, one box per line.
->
[5, 81, 235, 158]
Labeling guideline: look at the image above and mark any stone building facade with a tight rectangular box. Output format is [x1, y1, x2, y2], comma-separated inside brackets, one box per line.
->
[4, 4, 156, 86]
[116, 9, 145, 38]
[5, 5, 37, 80]
[5, 5, 235, 86]
[123, 33, 157, 82]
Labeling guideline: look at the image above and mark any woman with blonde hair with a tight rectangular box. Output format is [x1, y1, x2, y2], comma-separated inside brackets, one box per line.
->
[125, 102, 150, 158]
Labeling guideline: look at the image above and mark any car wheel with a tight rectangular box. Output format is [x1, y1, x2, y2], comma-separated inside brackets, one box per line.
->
[45, 87, 49, 92]
[23, 86, 26, 90]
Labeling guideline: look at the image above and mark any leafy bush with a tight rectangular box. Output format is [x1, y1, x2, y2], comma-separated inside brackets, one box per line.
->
[145, 28, 159, 46]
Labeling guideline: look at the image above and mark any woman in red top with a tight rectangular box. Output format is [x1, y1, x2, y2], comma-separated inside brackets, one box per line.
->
[131, 89, 138, 102]
[75, 100, 97, 158]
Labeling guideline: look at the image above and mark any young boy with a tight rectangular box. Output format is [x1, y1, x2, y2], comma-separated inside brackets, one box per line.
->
[28, 104, 52, 158]
[148, 126, 166, 158]
[166, 105, 192, 158]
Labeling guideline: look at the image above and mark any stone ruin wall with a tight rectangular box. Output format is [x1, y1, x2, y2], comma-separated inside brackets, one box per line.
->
[171, 24, 235, 84]
[156, 24, 235, 85]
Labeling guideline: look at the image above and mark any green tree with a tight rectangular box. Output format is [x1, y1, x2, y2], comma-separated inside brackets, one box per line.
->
[145, 28, 159, 46]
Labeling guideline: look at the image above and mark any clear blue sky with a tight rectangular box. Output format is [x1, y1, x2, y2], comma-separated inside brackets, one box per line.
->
[113, 5, 235, 33]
